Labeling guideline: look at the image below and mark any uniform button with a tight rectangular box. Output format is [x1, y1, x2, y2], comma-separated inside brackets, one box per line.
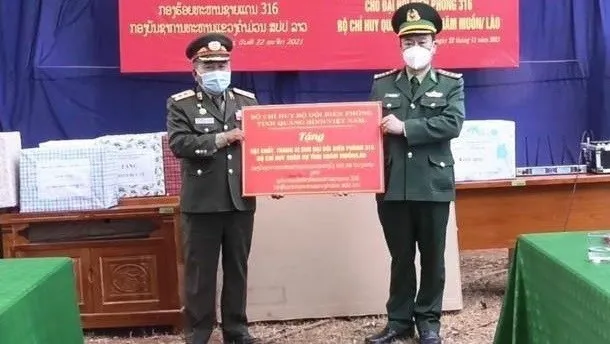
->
[386, 104, 392, 108]
[407, 152, 413, 158]
[204, 128, 209, 133]
[431, 103, 436, 108]
[196, 169, 202, 176]
[203, 149, 207, 154]
[227, 154, 233, 160]
[228, 168, 234, 174]
[410, 103, 416, 109]
[195, 149, 201, 154]
[440, 162, 446, 167]
[223, 125, 228, 130]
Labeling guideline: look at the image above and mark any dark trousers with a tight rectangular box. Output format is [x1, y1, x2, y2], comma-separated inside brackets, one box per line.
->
[377, 201, 450, 333]
[181, 210, 255, 342]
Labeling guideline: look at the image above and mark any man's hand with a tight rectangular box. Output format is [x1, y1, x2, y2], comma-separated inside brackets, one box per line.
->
[271, 194, 284, 199]
[381, 115, 405, 135]
[225, 128, 245, 144]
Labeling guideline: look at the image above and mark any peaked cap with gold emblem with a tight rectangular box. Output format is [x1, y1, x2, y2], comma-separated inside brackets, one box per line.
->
[391, 2, 443, 37]
[185, 32, 233, 62]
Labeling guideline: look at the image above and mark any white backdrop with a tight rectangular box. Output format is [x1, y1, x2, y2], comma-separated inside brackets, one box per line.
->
[216, 195, 463, 321]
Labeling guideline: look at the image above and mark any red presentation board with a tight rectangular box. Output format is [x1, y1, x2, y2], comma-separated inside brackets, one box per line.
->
[240, 102, 384, 196]
[118, 0, 519, 72]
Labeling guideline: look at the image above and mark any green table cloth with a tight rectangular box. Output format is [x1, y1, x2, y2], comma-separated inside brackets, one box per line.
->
[494, 232, 610, 344]
[0, 257, 84, 344]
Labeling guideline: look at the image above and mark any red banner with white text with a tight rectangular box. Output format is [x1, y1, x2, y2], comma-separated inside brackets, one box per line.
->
[118, 0, 519, 72]
[241, 102, 384, 196]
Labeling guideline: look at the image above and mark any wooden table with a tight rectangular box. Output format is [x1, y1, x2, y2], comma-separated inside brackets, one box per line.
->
[455, 174, 610, 250]
[149, 175, 610, 251]
[2, 173, 609, 328]
[0, 200, 182, 331]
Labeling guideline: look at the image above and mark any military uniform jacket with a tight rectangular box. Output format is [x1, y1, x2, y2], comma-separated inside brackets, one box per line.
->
[166, 86, 258, 213]
[370, 68, 465, 202]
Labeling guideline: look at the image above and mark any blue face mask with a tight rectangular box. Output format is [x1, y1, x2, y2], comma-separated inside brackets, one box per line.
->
[198, 70, 231, 95]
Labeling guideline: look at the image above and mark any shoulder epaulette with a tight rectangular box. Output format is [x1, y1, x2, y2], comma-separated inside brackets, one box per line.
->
[373, 69, 400, 80]
[436, 69, 463, 79]
[170, 89, 195, 101]
[232, 87, 256, 99]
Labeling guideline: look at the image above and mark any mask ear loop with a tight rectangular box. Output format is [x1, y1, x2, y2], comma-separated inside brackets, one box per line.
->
[429, 40, 438, 54]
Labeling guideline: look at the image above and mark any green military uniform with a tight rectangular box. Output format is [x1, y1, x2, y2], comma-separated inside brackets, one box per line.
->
[367, 3, 465, 343]
[166, 33, 259, 344]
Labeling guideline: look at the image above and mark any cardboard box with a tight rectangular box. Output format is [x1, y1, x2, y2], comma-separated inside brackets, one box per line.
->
[215, 195, 463, 321]
[19, 146, 119, 213]
[40, 133, 167, 198]
[39, 139, 98, 148]
[97, 133, 166, 198]
[451, 120, 516, 182]
[0, 132, 22, 208]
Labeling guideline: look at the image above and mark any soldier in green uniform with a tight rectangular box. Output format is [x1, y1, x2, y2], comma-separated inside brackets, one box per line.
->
[365, 3, 465, 344]
[166, 33, 266, 344]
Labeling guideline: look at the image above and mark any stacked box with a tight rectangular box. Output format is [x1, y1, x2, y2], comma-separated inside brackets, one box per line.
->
[0, 132, 22, 208]
[161, 134, 182, 196]
[451, 120, 516, 182]
[96, 132, 166, 198]
[39, 139, 98, 148]
[19, 145, 119, 213]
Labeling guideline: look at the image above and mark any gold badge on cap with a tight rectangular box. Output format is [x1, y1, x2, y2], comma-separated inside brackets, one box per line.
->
[208, 41, 221, 51]
[407, 9, 420, 22]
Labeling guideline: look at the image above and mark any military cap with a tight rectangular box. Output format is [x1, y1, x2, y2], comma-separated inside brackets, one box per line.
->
[185, 32, 233, 62]
[391, 3, 443, 37]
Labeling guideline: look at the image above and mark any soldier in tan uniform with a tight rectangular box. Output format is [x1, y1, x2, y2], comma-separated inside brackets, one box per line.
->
[166, 33, 262, 344]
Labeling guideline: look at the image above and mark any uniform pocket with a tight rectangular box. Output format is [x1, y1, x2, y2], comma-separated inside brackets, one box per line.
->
[428, 154, 454, 168]
[184, 161, 213, 177]
[428, 154, 455, 190]
[420, 97, 448, 109]
[382, 96, 402, 110]
[193, 123, 217, 134]
[192, 113, 218, 134]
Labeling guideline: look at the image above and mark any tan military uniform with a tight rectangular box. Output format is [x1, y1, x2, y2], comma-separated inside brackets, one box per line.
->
[166, 85, 258, 342]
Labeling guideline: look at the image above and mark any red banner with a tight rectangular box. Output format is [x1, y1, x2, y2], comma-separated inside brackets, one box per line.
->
[118, 0, 519, 72]
[241, 102, 384, 196]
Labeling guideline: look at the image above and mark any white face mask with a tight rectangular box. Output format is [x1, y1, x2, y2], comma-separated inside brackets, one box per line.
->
[197, 70, 231, 95]
[402, 45, 433, 70]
